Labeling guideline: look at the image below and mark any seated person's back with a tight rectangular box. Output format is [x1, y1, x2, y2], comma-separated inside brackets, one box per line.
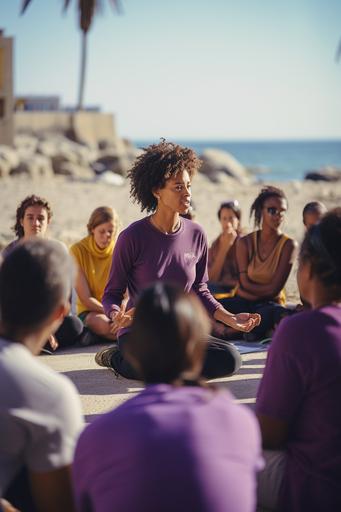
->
[256, 208, 341, 512]
[73, 283, 263, 512]
[0, 239, 83, 512]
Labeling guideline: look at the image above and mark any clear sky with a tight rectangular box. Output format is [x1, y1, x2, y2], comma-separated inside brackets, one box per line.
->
[1, 0, 341, 140]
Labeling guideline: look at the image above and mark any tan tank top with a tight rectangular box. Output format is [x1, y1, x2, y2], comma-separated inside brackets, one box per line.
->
[247, 231, 290, 304]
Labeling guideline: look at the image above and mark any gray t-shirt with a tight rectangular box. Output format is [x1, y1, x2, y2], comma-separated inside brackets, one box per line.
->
[0, 338, 84, 495]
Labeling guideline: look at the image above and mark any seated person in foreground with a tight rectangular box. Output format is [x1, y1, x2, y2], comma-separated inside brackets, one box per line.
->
[256, 208, 341, 512]
[2, 195, 83, 350]
[73, 283, 263, 512]
[302, 200, 327, 230]
[220, 186, 297, 340]
[0, 239, 83, 512]
[70, 206, 120, 343]
[208, 199, 242, 297]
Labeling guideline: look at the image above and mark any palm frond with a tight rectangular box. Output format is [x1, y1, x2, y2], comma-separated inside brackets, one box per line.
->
[336, 39, 341, 62]
[20, 0, 33, 15]
[109, 0, 123, 14]
[63, 0, 72, 12]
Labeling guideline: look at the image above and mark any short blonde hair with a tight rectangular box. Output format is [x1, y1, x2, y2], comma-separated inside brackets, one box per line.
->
[87, 206, 120, 241]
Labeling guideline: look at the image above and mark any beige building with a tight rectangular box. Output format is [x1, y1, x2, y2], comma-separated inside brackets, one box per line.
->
[0, 29, 14, 145]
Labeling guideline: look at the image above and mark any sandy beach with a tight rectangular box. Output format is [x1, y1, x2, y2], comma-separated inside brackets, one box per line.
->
[1, 173, 340, 302]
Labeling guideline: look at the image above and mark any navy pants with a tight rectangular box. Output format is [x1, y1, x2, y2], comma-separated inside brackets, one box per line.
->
[219, 295, 291, 339]
[109, 333, 242, 380]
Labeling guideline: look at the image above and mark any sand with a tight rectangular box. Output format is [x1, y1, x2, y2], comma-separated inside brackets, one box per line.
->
[1, 173, 340, 302]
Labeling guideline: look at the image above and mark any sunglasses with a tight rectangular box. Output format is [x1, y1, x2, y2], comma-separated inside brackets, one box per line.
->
[266, 206, 286, 216]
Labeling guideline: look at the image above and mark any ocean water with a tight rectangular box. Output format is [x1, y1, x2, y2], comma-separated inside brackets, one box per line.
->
[134, 139, 341, 182]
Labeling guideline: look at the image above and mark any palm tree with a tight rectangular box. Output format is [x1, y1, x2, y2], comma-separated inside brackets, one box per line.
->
[21, 0, 122, 110]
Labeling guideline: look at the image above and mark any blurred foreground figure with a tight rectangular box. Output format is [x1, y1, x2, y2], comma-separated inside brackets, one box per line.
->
[74, 283, 263, 512]
[0, 240, 83, 512]
[256, 208, 341, 512]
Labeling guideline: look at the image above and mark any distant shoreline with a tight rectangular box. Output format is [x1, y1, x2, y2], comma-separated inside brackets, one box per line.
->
[133, 139, 341, 183]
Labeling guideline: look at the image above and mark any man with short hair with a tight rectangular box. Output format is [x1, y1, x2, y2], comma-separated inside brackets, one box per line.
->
[0, 239, 83, 512]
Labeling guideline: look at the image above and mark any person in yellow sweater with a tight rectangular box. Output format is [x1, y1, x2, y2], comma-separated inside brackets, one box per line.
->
[70, 207, 120, 341]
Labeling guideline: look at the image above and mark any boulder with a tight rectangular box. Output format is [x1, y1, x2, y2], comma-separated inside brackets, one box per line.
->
[199, 149, 253, 184]
[53, 161, 93, 180]
[51, 151, 80, 174]
[93, 154, 131, 176]
[304, 167, 341, 182]
[95, 171, 125, 186]
[0, 145, 20, 169]
[14, 134, 38, 159]
[11, 154, 54, 178]
[0, 157, 11, 178]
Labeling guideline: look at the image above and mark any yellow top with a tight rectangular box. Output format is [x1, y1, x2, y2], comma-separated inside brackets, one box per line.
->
[70, 235, 115, 315]
[247, 231, 290, 305]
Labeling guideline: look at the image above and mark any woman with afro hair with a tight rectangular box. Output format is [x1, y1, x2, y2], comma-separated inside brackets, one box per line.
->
[95, 140, 260, 380]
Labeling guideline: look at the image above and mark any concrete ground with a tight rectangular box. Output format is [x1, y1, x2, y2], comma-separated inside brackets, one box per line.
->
[40, 345, 267, 423]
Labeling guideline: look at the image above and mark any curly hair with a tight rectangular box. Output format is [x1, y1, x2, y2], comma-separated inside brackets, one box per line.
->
[128, 140, 202, 213]
[250, 186, 287, 228]
[87, 206, 121, 241]
[300, 207, 341, 294]
[13, 195, 53, 238]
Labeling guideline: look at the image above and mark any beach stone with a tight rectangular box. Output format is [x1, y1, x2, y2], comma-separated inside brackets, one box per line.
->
[199, 148, 253, 184]
[53, 161, 93, 180]
[11, 154, 54, 178]
[95, 171, 125, 186]
[14, 134, 38, 159]
[0, 145, 20, 169]
[51, 151, 80, 174]
[94, 154, 131, 176]
[0, 158, 11, 178]
[304, 167, 341, 182]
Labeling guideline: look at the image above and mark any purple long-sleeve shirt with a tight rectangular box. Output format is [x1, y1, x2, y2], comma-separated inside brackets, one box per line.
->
[103, 216, 222, 320]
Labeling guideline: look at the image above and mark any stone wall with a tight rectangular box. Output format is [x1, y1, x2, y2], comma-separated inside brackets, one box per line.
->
[14, 111, 118, 147]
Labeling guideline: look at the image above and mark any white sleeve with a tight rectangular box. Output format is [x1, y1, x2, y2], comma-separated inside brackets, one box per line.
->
[25, 377, 84, 472]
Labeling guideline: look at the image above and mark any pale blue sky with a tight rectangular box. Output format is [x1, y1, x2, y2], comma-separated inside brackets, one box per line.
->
[1, 0, 341, 140]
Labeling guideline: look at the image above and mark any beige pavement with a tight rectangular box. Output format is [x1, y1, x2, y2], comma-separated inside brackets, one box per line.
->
[40, 345, 267, 422]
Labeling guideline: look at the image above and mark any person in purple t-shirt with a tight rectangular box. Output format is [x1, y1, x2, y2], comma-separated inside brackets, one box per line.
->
[73, 282, 264, 512]
[95, 140, 260, 379]
[256, 208, 341, 512]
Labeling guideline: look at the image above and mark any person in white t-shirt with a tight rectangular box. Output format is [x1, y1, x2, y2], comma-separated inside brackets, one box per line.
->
[0, 239, 84, 512]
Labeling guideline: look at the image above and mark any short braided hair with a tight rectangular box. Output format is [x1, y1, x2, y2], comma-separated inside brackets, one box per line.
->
[250, 186, 287, 228]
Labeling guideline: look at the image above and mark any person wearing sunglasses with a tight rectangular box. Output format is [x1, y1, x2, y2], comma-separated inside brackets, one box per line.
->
[208, 200, 242, 297]
[256, 208, 341, 512]
[220, 186, 297, 340]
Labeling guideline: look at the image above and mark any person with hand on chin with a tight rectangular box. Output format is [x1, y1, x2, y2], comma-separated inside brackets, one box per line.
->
[95, 140, 260, 380]
[208, 199, 242, 296]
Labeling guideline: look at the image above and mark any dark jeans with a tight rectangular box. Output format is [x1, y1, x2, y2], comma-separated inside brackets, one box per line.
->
[219, 295, 291, 339]
[54, 314, 84, 347]
[4, 466, 36, 512]
[109, 333, 242, 380]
